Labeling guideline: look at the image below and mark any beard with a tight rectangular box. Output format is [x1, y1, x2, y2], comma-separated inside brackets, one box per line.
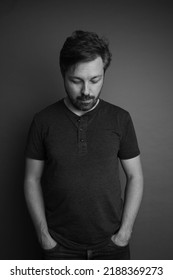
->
[66, 91, 102, 112]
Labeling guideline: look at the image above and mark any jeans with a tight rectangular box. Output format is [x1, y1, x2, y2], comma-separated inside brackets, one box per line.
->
[42, 238, 130, 260]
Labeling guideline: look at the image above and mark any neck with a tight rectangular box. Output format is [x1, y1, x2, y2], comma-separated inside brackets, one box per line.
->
[64, 97, 100, 116]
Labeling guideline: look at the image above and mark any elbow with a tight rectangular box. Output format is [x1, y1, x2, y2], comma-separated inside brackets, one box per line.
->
[24, 176, 41, 197]
[127, 173, 144, 190]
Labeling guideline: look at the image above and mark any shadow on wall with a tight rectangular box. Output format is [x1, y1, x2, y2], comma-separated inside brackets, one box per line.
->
[0, 0, 73, 260]
[0, 17, 63, 257]
[1, 84, 63, 259]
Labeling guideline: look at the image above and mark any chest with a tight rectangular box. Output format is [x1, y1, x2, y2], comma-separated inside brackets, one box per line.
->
[44, 118, 121, 161]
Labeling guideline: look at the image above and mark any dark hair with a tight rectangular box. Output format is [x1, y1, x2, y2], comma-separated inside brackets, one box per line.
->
[59, 30, 112, 76]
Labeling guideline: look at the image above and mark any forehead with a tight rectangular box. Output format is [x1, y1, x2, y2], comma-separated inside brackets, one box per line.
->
[67, 56, 104, 78]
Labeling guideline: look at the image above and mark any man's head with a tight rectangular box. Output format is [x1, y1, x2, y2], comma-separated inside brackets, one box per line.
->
[60, 30, 112, 77]
[59, 30, 112, 112]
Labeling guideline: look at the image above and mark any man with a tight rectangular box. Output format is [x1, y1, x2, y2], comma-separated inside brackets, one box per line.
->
[24, 30, 143, 260]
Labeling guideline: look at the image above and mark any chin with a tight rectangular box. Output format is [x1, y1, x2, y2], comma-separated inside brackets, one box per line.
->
[76, 101, 96, 111]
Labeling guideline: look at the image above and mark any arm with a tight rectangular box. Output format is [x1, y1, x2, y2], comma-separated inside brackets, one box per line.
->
[112, 155, 144, 246]
[24, 158, 57, 249]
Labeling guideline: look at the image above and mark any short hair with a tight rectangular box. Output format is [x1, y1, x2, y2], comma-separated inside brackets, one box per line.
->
[59, 30, 112, 76]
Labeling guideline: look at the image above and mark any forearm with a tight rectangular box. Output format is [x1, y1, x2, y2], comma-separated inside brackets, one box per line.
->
[24, 178, 49, 242]
[112, 175, 143, 246]
[119, 175, 144, 237]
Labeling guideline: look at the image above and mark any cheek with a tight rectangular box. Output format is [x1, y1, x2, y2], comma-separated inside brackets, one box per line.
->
[92, 83, 103, 94]
[66, 84, 80, 96]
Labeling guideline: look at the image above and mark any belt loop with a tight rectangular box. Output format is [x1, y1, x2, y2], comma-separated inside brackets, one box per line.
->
[87, 249, 92, 260]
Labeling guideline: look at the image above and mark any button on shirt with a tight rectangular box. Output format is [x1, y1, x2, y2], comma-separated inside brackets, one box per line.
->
[25, 98, 140, 249]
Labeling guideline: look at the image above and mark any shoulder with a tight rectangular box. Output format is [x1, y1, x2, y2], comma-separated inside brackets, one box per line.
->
[33, 99, 64, 124]
[100, 99, 131, 121]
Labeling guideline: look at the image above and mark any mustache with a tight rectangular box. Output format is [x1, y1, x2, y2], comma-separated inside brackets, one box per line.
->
[77, 95, 95, 101]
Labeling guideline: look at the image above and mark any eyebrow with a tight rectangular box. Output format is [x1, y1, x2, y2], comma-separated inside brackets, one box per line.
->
[69, 75, 103, 80]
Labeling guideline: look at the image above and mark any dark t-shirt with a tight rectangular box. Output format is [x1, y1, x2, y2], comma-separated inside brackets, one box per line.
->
[25, 98, 140, 249]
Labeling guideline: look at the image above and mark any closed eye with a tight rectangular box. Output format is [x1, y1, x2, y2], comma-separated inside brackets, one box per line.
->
[70, 79, 82, 84]
[90, 78, 101, 84]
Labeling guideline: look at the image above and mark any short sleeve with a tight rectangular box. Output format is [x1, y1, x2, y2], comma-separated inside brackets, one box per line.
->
[118, 113, 140, 160]
[25, 114, 46, 160]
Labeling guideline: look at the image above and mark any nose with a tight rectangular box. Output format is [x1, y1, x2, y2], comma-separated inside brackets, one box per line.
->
[81, 82, 90, 95]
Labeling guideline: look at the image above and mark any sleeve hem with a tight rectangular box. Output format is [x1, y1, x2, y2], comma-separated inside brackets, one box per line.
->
[118, 151, 140, 160]
[25, 153, 46, 161]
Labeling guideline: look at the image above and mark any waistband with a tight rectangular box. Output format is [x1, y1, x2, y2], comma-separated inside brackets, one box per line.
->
[49, 229, 112, 250]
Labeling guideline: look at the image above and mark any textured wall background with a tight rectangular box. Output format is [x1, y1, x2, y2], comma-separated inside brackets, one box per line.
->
[0, 0, 173, 259]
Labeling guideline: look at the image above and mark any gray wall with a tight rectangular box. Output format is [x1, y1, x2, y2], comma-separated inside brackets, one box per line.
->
[0, 0, 173, 259]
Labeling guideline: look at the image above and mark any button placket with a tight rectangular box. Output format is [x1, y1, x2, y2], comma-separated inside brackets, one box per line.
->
[77, 117, 88, 155]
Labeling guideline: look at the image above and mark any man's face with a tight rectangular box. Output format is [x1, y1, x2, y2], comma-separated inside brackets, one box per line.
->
[64, 56, 104, 111]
